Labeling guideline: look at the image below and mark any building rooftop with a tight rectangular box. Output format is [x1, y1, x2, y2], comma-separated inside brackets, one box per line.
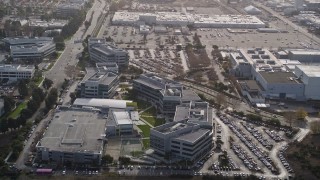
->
[152, 120, 196, 134]
[174, 128, 210, 144]
[112, 111, 135, 125]
[239, 48, 286, 72]
[96, 62, 119, 73]
[259, 71, 301, 84]
[38, 107, 106, 153]
[174, 101, 212, 126]
[73, 98, 132, 109]
[3, 37, 53, 46]
[0, 64, 35, 72]
[295, 65, 320, 77]
[135, 74, 179, 90]
[29, 20, 68, 29]
[90, 43, 127, 55]
[83, 72, 118, 85]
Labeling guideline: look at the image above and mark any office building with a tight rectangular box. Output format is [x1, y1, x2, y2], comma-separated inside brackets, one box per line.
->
[0, 64, 35, 83]
[77, 71, 119, 99]
[36, 107, 106, 165]
[150, 120, 213, 162]
[2, 37, 55, 60]
[55, 3, 83, 18]
[133, 74, 201, 116]
[88, 38, 129, 68]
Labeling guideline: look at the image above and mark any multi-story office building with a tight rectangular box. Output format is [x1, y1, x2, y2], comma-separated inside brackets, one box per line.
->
[36, 107, 106, 165]
[0, 64, 35, 83]
[88, 38, 129, 69]
[174, 101, 213, 128]
[96, 62, 119, 74]
[133, 74, 201, 116]
[77, 71, 119, 99]
[2, 37, 56, 60]
[150, 120, 213, 162]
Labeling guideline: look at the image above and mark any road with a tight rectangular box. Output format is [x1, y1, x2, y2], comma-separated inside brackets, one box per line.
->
[15, 0, 107, 170]
[253, 2, 320, 46]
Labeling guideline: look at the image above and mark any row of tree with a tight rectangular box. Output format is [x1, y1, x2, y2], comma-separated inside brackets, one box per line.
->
[0, 87, 46, 133]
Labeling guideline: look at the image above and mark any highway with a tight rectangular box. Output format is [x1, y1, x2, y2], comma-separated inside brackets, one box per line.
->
[15, 0, 106, 170]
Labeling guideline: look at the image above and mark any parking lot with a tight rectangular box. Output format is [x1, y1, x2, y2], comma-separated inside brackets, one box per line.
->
[203, 112, 296, 178]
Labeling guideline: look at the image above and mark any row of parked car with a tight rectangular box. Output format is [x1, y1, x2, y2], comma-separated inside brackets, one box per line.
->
[242, 122, 273, 150]
[278, 145, 294, 174]
[264, 129, 283, 142]
[220, 114, 278, 173]
[231, 144, 260, 171]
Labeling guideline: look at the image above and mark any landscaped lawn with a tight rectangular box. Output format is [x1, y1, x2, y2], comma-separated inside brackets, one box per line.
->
[137, 125, 151, 137]
[142, 139, 150, 149]
[137, 100, 151, 111]
[9, 101, 28, 119]
[140, 107, 166, 127]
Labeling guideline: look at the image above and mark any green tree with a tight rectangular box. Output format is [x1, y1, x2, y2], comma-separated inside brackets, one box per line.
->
[0, 118, 8, 133]
[69, 92, 76, 104]
[101, 154, 113, 165]
[45, 88, 58, 110]
[32, 88, 46, 104]
[42, 78, 53, 89]
[18, 79, 29, 97]
[296, 107, 308, 120]
[3, 96, 15, 114]
[118, 156, 130, 165]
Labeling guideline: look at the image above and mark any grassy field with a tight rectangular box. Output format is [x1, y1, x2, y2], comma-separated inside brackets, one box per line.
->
[9, 101, 28, 119]
[142, 139, 150, 149]
[34, 76, 44, 87]
[137, 125, 151, 137]
[140, 107, 166, 127]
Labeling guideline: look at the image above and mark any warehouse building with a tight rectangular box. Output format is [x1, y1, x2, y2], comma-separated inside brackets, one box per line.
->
[36, 107, 106, 165]
[150, 120, 213, 162]
[88, 38, 129, 69]
[112, 11, 265, 29]
[244, 5, 262, 15]
[77, 71, 119, 99]
[294, 65, 320, 100]
[0, 64, 35, 83]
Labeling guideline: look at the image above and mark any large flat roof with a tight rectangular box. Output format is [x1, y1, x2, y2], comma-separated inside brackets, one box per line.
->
[38, 108, 106, 153]
[174, 129, 210, 144]
[73, 98, 132, 109]
[296, 65, 320, 77]
[259, 71, 301, 84]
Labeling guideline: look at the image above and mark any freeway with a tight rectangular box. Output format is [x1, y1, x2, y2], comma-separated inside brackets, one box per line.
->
[15, 0, 107, 170]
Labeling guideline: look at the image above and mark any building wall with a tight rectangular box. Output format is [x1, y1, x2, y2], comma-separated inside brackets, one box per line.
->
[171, 131, 213, 161]
[255, 73, 305, 100]
[79, 76, 119, 99]
[37, 146, 102, 165]
[0, 68, 35, 82]
[10, 42, 56, 60]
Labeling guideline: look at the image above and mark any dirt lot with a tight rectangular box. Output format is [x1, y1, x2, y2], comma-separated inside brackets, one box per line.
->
[286, 134, 320, 180]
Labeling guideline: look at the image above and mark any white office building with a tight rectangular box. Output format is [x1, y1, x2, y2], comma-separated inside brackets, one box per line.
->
[88, 38, 129, 68]
[0, 64, 35, 83]
[77, 71, 119, 99]
[2, 37, 56, 60]
[150, 120, 213, 162]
